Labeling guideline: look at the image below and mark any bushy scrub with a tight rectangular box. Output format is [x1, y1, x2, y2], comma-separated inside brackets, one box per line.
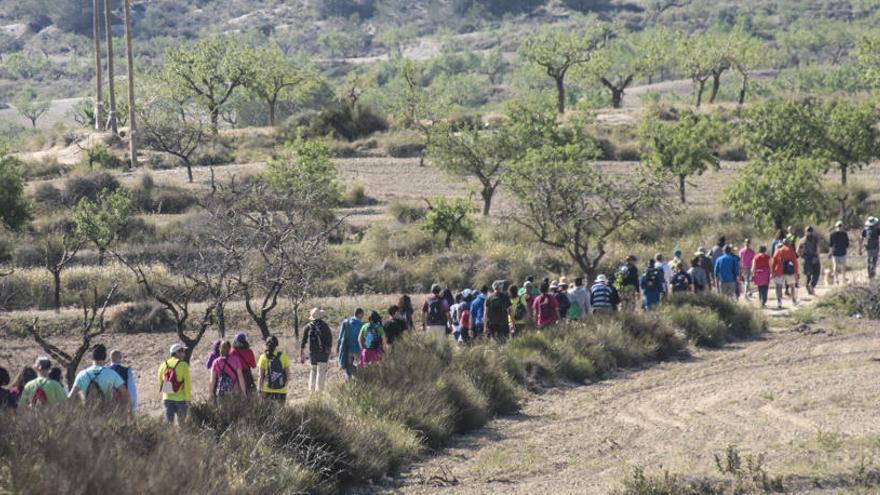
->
[818, 282, 880, 319]
[664, 305, 728, 347]
[666, 292, 766, 340]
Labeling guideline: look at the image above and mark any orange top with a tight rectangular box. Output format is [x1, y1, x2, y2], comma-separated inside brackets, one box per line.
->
[771, 245, 799, 277]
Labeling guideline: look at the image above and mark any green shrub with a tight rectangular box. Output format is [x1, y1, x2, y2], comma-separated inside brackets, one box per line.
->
[666, 292, 766, 340]
[452, 344, 521, 414]
[63, 171, 120, 205]
[388, 201, 427, 223]
[107, 302, 177, 334]
[818, 282, 880, 319]
[341, 183, 377, 207]
[287, 104, 389, 142]
[664, 305, 728, 347]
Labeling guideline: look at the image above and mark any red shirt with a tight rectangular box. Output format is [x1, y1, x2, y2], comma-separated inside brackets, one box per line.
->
[531, 294, 560, 327]
[771, 245, 799, 277]
[230, 347, 256, 369]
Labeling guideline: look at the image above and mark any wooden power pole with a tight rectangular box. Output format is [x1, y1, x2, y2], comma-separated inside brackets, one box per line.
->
[104, 0, 118, 135]
[92, 0, 103, 131]
[123, 0, 137, 169]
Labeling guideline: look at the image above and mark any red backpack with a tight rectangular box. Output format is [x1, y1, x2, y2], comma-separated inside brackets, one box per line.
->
[161, 361, 183, 394]
[31, 385, 48, 407]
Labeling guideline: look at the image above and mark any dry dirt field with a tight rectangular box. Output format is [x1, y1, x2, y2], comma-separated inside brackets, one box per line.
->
[392, 287, 880, 494]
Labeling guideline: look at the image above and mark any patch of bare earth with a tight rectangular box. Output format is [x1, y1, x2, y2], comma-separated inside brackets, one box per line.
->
[393, 289, 880, 493]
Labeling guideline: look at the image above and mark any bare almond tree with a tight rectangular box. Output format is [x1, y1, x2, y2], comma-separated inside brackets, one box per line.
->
[43, 231, 83, 313]
[26, 285, 117, 388]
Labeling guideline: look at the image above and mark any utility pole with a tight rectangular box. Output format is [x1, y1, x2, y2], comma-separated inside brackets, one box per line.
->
[123, 0, 137, 169]
[92, 0, 103, 131]
[104, 0, 118, 135]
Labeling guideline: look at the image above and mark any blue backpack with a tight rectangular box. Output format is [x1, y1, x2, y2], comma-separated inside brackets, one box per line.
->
[364, 324, 382, 350]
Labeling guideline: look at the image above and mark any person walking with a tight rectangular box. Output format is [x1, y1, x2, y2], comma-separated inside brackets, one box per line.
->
[798, 226, 821, 295]
[359, 311, 386, 366]
[770, 230, 785, 256]
[109, 349, 138, 414]
[508, 285, 528, 330]
[258, 336, 290, 403]
[0, 366, 15, 411]
[860, 217, 880, 280]
[205, 340, 221, 370]
[459, 294, 473, 342]
[19, 357, 67, 408]
[567, 277, 590, 321]
[669, 248, 687, 272]
[640, 260, 665, 311]
[485, 281, 514, 342]
[450, 293, 466, 342]
[9, 367, 37, 407]
[752, 246, 772, 308]
[552, 281, 571, 321]
[300, 308, 332, 394]
[708, 237, 726, 271]
[713, 245, 740, 298]
[384, 305, 409, 346]
[670, 263, 693, 293]
[828, 220, 850, 285]
[397, 295, 415, 330]
[619, 255, 640, 310]
[692, 248, 713, 292]
[532, 281, 560, 328]
[158, 343, 191, 422]
[655, 254, 673, 295]
[210, 340, 245, 402]
[771, 239, 800, 309]
[422, 284, 450, 342]
[337, 309, 364, 380]
[70, 344, 129, 409]
[590, 274, 619, 314]
[230, 334, 257, 395]
[469, 286, 489, 340]
[739, 240, 756, 298]
[48, 367, 68, 395]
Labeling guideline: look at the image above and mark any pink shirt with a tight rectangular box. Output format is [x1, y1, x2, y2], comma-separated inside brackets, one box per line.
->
[211, 357, 239, 385]
[739, 247, 755, 270]
[531, 294, 559, 327]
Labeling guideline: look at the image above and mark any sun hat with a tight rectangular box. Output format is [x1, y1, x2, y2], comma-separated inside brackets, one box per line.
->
[559, 276, 569, 285]
[309, 308, 326, 320]
[868, 217, 879, 227]
[835, 220, 844, 228]
[596, 274, 608, 283]
[695, 247, 706, 256]
[169, 342, 187, 355]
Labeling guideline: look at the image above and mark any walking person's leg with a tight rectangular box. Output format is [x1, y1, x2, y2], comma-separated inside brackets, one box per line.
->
[316, 362, 328, 392]
[758, 285, 768, 307]
[869, 250, 879, 280]
[163, 400, 175, 423]
[309, 364, 317, 393]
[774, 278, 784, 309]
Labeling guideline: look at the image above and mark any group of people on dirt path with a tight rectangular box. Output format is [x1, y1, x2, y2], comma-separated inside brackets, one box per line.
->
[0, 345, 136, 413]
[615, 218, 878, 311]
[4, 219, 877, 418]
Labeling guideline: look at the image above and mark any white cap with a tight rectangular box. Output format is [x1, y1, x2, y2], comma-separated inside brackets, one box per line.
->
[835, 220, 844, 228]
[169, 343, 187, 355]
[596, 274, 608, 283]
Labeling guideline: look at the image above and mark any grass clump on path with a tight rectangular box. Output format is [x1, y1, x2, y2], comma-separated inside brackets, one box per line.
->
[666, 292, 767, 340]
[817, 282, 880, 319]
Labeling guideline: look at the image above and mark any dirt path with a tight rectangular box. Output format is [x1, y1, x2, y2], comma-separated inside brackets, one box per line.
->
[393, 285, 880, 493]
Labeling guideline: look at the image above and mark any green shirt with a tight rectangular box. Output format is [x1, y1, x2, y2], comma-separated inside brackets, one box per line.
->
[20, 377, 67, 406]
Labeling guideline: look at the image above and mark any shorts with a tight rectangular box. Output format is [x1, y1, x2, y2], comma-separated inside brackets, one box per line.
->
[427, 325, 447, 341]
[832, 256, 846, 268]
[772, 275, 796, 286]
[720, 282, 737, 297]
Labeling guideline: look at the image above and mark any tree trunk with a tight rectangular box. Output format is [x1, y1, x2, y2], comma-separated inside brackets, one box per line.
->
[53, 270, 61, 313]
[104, 0, 118, 135]
[216, 301, 226, 338]
[709, 72, 721, 104]
[555, 76, 566, 114]
[695, 79, 706, 108]
[184, 159, 193, 183]
[210, 108, 220, 135]
[611, 87, 624, 109]
[841, 163, 848, 186]
[65, 365, 77, 390]
[93, 0, 103, 131]
[98, 246, 105, 266]
[29, 117, 37, 128]
[256, 318, 270, 339]
[123, 0, 137, 170]
[293, 302, 300, 339]
[679, 174, 687, 204]
[738, 75, 747, 105]
[481, 187, 494, 217]
[268, 99, 277, 127]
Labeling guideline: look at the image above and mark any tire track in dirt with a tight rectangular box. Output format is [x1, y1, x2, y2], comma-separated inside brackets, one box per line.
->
[393, 303, 880, 494]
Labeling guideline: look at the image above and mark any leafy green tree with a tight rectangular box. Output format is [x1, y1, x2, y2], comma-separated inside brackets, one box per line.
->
[248, 45, 322, 126]
[640, 110, 728, 204]
[586, 29, 673, 109]
[3, 53, 48, 80]
[0, 153, 30, 231]
[73, 188, 134, 266]
[523, 25, 606, 114]
[727, 29, 765, 105]
[824, 100, 880, 186]
[376, 23, 418, 58]
[160, 36, 256, 134]
[857, 34, 880, 87]
[13, 87, 50, 128]
[481, 47, 506, 87]
[724, 155, 827, 231]
[263, 137, 340, 208]
[421, 196, 477, 248]
[504, 133, 671, 277]
[138, 99, 207, 183]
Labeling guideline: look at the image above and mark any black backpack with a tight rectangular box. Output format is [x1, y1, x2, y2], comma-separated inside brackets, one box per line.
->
[643, 270, 660, 292]
[267, 353, 287, 390]
[426, 298, 445, 325]
[672, 273, 689, 291]
[111, 364, 129, 387]
[783, 260, 796, 275]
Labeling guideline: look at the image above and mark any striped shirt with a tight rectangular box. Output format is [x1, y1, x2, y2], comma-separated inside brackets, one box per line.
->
[590, 283, 614, 309]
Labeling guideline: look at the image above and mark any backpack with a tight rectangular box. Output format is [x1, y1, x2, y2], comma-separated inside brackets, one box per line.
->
[867, 227, 880, 249]
[643, 270, 659, 292]
[364, 324, 382, 350]
[460, 309, 471, 329]
[536, 295, 555, 321]
[111, 364, 129, 387]
[31, 383, 49, 407]
[161, 361, 183, 394]
[566, 298, 582, 320]
[426, 298, 445, 325]
[672, 273, 689, 292]
[267, 353, 287, 390]
[513, 297, 528, 321]
[85, 368, 117, 402]
[783, 260, 796, 275]
[214, 359, 235, 397]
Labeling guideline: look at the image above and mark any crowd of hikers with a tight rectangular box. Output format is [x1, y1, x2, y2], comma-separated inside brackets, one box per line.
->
[1, 218, 878, 417]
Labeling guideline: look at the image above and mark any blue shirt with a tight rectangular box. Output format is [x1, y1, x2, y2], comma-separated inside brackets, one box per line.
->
[337, 317, 363, 356]
[469, 293, 487, 326]
[713, 254, 740, 284]
[640, 271, 664, 305]
[71, 365, 124, 401]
